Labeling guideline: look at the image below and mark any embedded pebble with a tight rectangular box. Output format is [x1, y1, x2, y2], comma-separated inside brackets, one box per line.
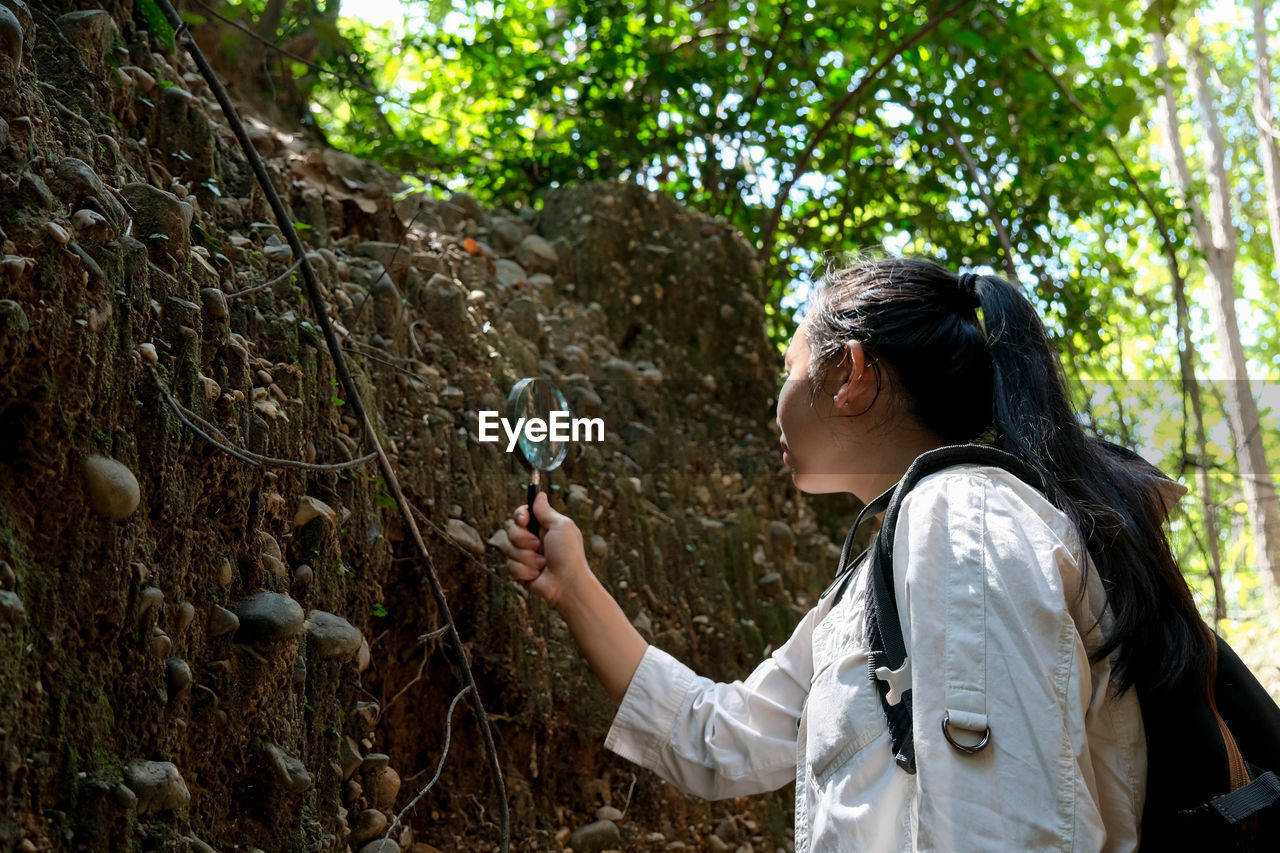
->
[149, 628, 171, 658]
[262, 742, 312, 794]
[216, 558, 233, 587]
[757, 572, 784, 598]
[231, 592, 304, 642]
[589, 535, 608, 559]
[294, 496, 337, 528]
[365, 765, 400, 810]
[305, 610, 363, 660]
[595, 806, 624, 822]
[347, 809, 388, 846]
[356, 841, 398, 853]
[208, 605, 238, 637]
[137, 586, 163, 620]
[176, 601, 196, 634]
[0, 560, 14, 589]
[201, 287, 229, 321]
[82, 455, 141, 520]
[260, 553, 287, 580]
[292, 564, 313, 587]
[0, 6, 21, 67]
[165, 658, 192, 696]
[567, 819, 621, 853]
[123, 760, 190, 815]
[138, 342, 158, 364]
[446, 519, 485, 556]
[515, 234, 559, 275]
[0, 590, 25, 625]
[340, 737, 362, 780]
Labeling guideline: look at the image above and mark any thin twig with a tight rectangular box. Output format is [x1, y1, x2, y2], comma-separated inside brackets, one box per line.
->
[377, 626, 450, 723]
[154, 5, 510, 848]
[384, 685, 472, 843]
[150, 366, 378, 472]
[226, 259, 301, 299]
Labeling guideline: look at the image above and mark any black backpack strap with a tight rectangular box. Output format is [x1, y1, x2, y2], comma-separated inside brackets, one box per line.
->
[819, 482, 897, 605]
[1208, 771, 1280, 824]
[864, 444, 1050, 774]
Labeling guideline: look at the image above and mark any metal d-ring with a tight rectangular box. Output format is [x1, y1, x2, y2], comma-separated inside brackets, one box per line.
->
[941, 712, 991, 753]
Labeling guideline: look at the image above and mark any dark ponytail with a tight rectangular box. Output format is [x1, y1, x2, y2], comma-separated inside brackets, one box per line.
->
[804, 253, 1211, 694]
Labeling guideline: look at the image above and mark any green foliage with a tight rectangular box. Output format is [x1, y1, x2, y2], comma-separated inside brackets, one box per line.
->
[217, 0, 1280, 677]
[137, 0, 175, 54]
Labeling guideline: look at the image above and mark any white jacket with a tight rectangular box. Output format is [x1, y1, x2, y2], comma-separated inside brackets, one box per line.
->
[605, 464, 1146, 852]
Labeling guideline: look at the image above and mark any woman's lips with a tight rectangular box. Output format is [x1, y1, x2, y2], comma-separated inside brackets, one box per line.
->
[781, 442, 792, 468]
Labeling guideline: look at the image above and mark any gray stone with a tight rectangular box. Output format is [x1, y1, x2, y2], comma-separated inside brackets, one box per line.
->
[347, 808, 388, 846]
[515, 234, 559, 275]
[123, 760, 190, 815]
[768, 520, 795, 551]
[340, 737, 362, 780]
[231, 592, 304, 642]
[414, 273, 466, 339]
[494, 257, 528, 288]
[567, 819, 621, 853]
[262, 742, 312, 794]
[201, 287, 228, 321]
[182, 835, 219, 853]
[82, 455, 140, 520]
[0, 560, 14, 589]
[595, 805, 624, 822]
[0, 7, 21, 68]
[446, 519, 485, 556]
[305, 610, 363, 660]
[502, 296, 540, 341]
[294, 495, 336, 528]
[208, 605, 238, 637]
[490, 218, 526, 252]
[54, 158, 125, 229]
[0, 590, 24, 625]
[118, 182, 192, 263]
[364, 765, 400, 810]
[758, 572, 784, 598]
[165, 658, 192, 696]
[356, 841, 399, 853]
[55, 11, 118, 71]
[371, 271, 404, 337]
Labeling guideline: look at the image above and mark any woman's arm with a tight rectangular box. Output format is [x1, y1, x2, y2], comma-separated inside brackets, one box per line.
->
[505, 490, 814, 799]
[506, 490, 647, 705]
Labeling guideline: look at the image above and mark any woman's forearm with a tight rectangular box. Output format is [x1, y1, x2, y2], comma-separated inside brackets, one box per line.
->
[554, 565, 649, 706]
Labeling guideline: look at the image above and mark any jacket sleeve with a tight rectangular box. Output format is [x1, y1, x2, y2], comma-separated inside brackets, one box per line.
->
[893, 468, 1108, 852]
[603, 602, 819, 800]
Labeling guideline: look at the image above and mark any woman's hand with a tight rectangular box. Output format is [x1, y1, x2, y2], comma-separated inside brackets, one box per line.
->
[505, 490, 589, 609]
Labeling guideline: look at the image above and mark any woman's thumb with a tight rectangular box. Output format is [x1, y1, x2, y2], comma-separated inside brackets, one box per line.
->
[531, 490, 562, 526]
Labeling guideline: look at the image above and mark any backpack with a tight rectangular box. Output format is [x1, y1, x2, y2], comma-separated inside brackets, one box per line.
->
[821, 443, 1280, 851]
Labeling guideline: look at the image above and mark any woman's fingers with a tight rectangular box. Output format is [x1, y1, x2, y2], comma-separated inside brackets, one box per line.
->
[506, 558, 543, 583]
[505, 518, 541, 551]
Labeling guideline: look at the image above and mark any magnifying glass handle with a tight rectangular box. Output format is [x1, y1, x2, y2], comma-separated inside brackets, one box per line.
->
[526, 482, 540, 538]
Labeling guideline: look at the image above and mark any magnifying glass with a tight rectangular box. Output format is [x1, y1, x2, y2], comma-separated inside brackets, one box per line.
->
[506, 377, 570, 537]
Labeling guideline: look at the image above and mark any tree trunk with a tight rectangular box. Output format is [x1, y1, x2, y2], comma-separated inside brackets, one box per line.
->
[1153, 26, 1280, 603]
[1252, 0, 1280, 264]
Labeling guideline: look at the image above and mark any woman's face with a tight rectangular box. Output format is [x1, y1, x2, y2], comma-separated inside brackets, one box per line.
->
[776, 319, 855, 495]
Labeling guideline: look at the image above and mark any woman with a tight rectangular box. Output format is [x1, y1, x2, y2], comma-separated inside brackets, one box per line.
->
[504, 256, 1210, 851]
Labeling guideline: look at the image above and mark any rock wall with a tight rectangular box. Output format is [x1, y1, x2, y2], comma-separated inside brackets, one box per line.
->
[0, 2, 856, 851]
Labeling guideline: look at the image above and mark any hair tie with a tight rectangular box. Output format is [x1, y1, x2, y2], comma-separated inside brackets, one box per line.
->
[956, 272, 980, 303]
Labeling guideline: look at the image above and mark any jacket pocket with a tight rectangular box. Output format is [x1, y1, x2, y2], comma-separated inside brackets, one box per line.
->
[806, 650, 889, 789]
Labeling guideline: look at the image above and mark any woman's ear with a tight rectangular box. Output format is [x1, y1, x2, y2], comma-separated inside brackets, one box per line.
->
[832, 340, 868, 410]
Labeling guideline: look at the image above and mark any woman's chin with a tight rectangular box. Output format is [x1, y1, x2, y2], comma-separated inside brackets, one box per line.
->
[792, 472, 849, 495]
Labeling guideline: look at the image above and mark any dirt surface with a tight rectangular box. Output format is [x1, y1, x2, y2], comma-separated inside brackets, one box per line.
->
[0, 3, 859, 850]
